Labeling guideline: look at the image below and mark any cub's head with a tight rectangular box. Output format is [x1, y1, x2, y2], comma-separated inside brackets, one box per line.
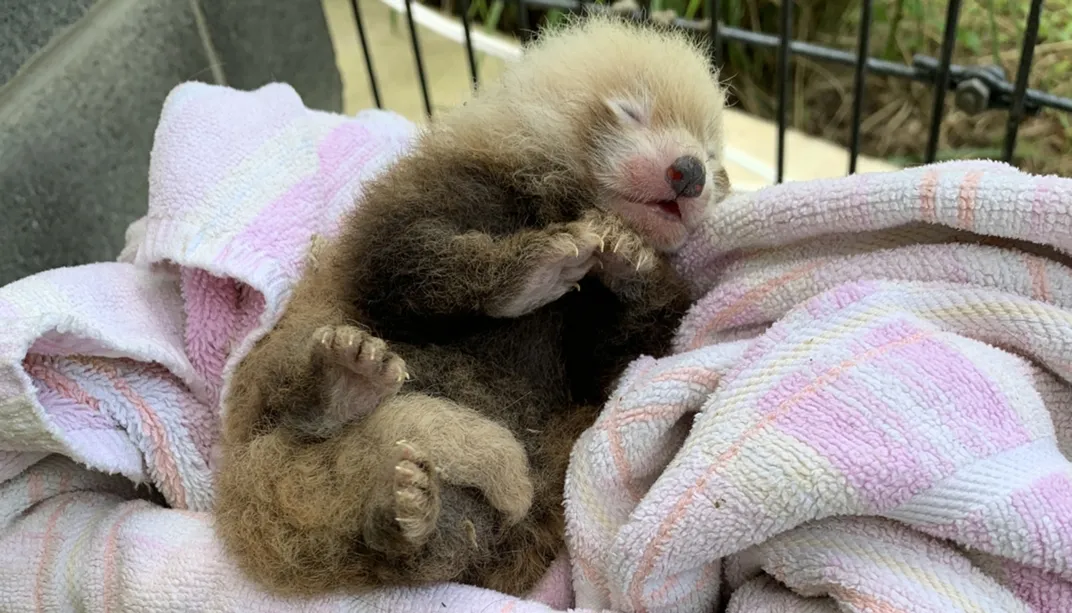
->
[509, 13, 730, 253]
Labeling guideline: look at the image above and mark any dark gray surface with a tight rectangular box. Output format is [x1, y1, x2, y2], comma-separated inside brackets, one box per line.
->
[0, 0, 343, 286]
[0, 0, 99, 84]
[0, 0, 208, 285]
[200, 0, 344, 114]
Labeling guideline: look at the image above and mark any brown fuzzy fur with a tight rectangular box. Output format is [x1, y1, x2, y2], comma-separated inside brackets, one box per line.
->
[214, 14, 727, 598]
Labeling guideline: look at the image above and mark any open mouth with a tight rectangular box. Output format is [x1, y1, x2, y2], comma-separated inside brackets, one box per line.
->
[648, 199, 682, 219]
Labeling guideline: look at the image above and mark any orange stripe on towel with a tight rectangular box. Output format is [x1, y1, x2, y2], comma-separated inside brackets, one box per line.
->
[957, 171, 983, 230]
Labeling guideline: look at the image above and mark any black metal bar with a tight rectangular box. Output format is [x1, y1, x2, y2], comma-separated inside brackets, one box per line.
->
[350, 0, 382, 108]
[517, 0, 532, 43]
[1002, 0, 1043, 162]
[848, 0, 872, 174]
[1008, 87, 1072, 114]
[718, 25, 916, 79]
[775, 0, 791, 183]
[707, 0, 721, 66]
[403, 0, 433, 117]
[460, 0, 480, 89]
[925, 0, 963, 163]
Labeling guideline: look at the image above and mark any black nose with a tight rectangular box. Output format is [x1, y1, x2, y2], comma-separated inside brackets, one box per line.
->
[666, 155, 706, 198]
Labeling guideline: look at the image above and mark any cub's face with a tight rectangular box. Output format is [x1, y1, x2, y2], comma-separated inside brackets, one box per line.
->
[588, 94, 729, 253]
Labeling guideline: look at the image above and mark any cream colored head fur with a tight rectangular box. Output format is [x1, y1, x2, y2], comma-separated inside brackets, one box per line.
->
[433, 13, 728, 252]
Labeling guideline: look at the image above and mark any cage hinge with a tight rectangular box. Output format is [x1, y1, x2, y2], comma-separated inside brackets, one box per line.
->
[912, 55, 1041, 116]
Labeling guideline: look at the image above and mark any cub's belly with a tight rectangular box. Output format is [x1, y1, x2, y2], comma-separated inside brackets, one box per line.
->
[385, 313, 573, 427]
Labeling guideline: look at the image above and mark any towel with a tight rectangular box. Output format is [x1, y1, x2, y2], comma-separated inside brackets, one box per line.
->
[566, 161, 1072, 612]
[2, 80, 1072, 613]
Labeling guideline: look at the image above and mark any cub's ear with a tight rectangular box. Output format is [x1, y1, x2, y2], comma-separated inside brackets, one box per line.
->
[603, 97, 651, 127]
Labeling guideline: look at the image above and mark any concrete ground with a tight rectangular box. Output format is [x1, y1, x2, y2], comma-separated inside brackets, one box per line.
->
[322, 0, 897, 189]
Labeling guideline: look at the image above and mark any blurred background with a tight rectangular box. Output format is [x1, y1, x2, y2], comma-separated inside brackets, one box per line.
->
[325, 0, 1070, 189]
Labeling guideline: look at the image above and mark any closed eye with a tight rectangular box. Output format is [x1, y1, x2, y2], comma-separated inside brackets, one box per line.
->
[622, 104, 644, 123]
[605, 98, 648, 126]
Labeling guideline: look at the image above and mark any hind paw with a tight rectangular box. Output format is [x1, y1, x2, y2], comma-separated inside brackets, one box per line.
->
[391, 441, 440, 545]
[313, 325, 409, 389]
[308, 326, 409, 427]
[365, 441, 441, 552]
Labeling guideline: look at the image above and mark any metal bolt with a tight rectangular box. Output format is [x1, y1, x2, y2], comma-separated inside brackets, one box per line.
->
[955, 78, 990, 115]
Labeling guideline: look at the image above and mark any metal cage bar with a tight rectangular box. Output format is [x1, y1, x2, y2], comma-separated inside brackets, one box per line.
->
[518, 0, 533, 42]
[925, 0, 963, 164]
[351, 0, 382, 108]
[707, 0, 721, 66]
[775, 0, 792, 183]
[404, 0, 434, 117]
[1003, 0, 1043, 163]
[847, 0, 872, 174]
[461, 0, 480, 89]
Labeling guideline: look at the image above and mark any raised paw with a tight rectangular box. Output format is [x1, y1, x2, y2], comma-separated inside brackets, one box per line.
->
[584, 211, 658, 280]
[309, 326, 408, 427]
[313, 325, 409, 389]
[365, 441, 441, 552]
[599, 229, 657, 277]
[488, 222, 604, 317]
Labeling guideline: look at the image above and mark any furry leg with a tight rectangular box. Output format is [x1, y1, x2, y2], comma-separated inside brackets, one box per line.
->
[354, 393, 536, 582]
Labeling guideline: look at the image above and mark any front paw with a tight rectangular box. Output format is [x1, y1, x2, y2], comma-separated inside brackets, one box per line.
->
[582, 211, 657, 280]
[597, 228, 657, 279]
[488, 222, 604, 317]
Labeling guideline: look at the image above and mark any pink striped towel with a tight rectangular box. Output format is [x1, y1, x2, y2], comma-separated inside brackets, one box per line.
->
[567, 160, 1072, 612]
